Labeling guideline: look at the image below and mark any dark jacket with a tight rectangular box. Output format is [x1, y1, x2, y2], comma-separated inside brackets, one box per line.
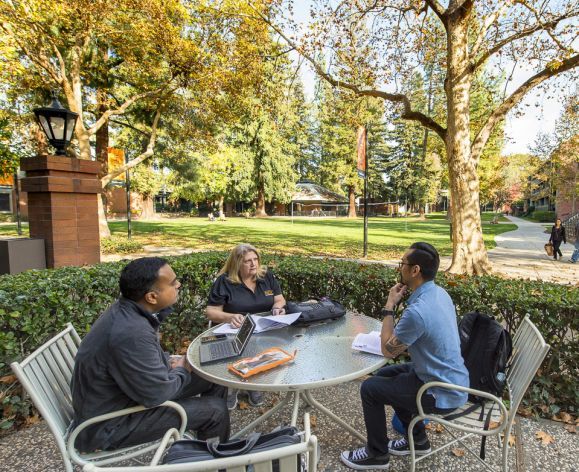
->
[549, 225, 566, 243]
[71, 298, 191, 452]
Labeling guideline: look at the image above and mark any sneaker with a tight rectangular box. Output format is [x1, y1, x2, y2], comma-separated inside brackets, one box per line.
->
[227, 389, 238, 410]
[340, 446, 390, 470]
[388, 437, 431, 456]
[247, 390, 265, 407]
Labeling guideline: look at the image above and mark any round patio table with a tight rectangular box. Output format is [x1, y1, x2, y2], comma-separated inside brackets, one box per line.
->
[187, 312, 387, 440]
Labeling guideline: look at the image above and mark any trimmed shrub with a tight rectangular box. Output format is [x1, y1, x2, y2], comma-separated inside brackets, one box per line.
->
[100, 235, 144, 255]
[0, 252, 577, 431]
[532, 211, 557, 222]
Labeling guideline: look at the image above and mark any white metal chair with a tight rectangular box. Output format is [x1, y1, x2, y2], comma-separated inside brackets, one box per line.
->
[82, 411, 319, 472]
[10, 323, 188, 471]
[407, 315, 550, 471]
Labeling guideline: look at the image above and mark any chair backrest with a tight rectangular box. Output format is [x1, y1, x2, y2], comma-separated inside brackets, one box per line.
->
[10, 323, 81, 438]
[506, 316, 550, 418]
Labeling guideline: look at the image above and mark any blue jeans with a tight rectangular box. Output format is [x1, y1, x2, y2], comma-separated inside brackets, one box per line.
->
[571, 240, 579, 262]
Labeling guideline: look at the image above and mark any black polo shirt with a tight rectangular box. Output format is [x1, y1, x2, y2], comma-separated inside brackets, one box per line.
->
[207, 271, 282, 314]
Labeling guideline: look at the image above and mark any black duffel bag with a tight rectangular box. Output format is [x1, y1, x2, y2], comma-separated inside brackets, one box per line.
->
[286, 298, 346, 326]
[163, 426, 302, 471]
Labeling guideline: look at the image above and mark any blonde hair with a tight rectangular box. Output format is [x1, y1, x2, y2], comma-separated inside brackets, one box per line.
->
[219, 243, 267, 284]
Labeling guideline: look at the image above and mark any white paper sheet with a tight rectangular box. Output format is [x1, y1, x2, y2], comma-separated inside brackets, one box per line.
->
[213, 312, 302, 334]
[352, 331, 384, 356]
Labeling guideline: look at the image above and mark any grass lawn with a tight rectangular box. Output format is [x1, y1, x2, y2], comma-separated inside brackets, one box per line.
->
[0, 213, 517, 260]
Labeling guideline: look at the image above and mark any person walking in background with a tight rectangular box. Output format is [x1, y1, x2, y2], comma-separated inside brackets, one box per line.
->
[570, 220, 579, 263]
[549, 218, 566, 261]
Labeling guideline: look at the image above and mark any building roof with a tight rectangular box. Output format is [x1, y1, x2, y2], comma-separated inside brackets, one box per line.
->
[292, 181, 348, 203]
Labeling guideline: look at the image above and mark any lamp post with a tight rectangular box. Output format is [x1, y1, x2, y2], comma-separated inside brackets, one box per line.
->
[33, 92, 78, 156]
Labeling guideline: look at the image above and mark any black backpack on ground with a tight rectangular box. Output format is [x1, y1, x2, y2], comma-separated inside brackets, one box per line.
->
[458, 311, 513, 401]
[286, 299, 346, 326]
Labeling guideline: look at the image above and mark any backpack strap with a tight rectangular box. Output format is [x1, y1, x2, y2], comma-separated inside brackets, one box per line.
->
[479, 402, 495, 460]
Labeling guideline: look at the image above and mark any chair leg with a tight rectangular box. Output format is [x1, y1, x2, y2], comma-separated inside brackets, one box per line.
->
[408, 417, 422, 472]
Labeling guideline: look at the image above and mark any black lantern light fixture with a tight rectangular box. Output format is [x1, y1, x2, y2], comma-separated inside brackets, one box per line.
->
[33, 92, 78, 156]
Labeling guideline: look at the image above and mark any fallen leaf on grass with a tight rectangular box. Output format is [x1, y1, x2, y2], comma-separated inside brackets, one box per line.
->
[238, 401, 249, 410]
[535, 431, 555, 445]
[564, 424, 576, 434]
[451, 448, 465, 457]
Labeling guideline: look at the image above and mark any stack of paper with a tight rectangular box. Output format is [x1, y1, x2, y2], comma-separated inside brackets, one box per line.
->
[213, 312, 302, 334]
[352, 331, 384, 356]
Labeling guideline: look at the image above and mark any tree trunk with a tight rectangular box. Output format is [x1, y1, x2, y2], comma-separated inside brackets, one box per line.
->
[348, 185, 356, 218]
[218, 196, 225, 218]
[96, 87, 111, 238]
[446, 8, 492, 275]
[255, 186, 268, 217]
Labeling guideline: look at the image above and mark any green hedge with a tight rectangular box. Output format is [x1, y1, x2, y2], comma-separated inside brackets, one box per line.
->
[531, 211, 557, 223]
[1, 252, 577, 431]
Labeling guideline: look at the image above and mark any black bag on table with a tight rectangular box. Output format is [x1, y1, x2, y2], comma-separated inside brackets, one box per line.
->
[286, 299, 346, 326]
[163, 426, 302, 471]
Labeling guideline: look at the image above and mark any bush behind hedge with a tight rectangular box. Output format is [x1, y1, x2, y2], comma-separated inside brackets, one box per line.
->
[0, 252, 577, 431]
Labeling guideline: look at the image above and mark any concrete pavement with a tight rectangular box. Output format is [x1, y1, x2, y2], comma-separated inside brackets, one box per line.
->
[484, 216, 577, 285]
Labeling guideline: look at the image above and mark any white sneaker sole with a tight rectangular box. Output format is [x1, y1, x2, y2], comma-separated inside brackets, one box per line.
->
[389, 447, 431, 456]
[340, 452, 390, 470]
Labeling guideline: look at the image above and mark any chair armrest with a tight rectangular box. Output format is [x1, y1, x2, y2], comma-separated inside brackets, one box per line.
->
[415, 381, 509, 434]
[67, 401, 188, 466]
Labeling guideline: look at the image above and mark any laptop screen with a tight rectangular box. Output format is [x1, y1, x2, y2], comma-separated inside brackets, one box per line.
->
[234, 315, 255, 351]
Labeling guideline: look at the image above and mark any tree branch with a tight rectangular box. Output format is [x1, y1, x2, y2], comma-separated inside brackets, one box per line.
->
[425, 0, 447, 25]
[471, 54, 579, 161]
[255, 8, 447, 140]
[470, 0, 512, 59]
[87, 85, 171, 137]
[471, 12, 576, 72]
[101, 109, 162, 186]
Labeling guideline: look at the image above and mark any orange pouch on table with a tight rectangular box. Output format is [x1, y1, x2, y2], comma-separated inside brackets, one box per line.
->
[228, 347, 295, 379]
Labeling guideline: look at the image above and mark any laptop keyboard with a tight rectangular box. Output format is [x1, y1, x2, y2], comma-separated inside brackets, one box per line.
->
[210, 341, 236, 358]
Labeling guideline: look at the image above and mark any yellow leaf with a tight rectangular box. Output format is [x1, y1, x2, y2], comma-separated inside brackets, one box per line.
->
[435, 423, 444, 434]
[238, 401, 249, 410]
[451, 448, 465, 457]
[310, 415, 317, 428]
[535, 431, 555, 445]
[25, 414, 41, 426]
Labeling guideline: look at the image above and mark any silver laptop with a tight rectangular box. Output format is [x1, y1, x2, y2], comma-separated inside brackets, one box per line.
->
[199, 315, 256, 364]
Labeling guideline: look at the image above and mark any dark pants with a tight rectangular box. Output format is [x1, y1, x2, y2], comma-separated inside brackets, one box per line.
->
[108, 372, 229, 450]
[552, 240, 563, 259]
[361, 363, 455, 457]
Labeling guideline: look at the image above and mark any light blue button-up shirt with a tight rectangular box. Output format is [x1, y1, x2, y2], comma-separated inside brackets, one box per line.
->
[394, 280, 469, 409]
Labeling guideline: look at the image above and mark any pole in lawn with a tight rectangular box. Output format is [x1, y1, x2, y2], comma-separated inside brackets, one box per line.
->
[356, 125, 369, 257]
[125, 153, 131, 240]
[14, 171, 22, 236]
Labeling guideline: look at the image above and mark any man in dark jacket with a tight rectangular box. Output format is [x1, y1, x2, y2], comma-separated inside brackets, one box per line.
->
[71, 257, 229, 453]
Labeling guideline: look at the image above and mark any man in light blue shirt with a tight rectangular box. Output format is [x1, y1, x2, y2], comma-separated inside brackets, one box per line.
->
[341, 242, 469, 470]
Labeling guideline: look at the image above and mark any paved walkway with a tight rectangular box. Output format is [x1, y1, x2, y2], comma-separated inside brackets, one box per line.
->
[484, 216, 577, 285]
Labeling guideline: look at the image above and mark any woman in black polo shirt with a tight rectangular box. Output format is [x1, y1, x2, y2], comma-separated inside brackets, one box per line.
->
[206, 243, 286, 409]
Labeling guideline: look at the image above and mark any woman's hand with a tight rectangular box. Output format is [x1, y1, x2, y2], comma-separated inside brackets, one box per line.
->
[271, 307, 286, 316]
[229, 313, 245, 328]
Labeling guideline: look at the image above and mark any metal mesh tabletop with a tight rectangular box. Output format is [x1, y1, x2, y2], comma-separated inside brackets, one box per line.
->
[187, 313, 387, 392]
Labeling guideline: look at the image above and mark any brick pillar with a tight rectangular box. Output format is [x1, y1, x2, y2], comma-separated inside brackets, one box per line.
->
[20, 156, 101, 268]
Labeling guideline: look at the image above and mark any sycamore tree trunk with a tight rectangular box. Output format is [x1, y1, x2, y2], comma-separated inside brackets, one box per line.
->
[255, 185, 268, 217]
[348, 185, 356, 218]
[445, 8, 491, 275]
